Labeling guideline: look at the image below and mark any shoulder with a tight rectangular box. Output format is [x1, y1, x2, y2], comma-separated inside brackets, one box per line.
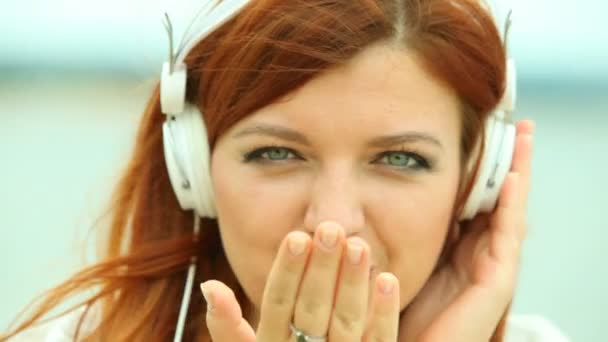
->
[505, 314, 571, 342]
[9, 306, 98, 342]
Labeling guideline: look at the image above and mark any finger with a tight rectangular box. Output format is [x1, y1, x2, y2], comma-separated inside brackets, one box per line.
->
[489, 119, 534, 242]
[201, 280, 256, 342]
[490, 171, 521, 264]
[500, 121, 534, 244]
[328, 237, 371, 340]
[516, 119, 535, 135]
[293, 221, 346, 337]
[510, 120, 534, 181]
[256, 231, 311, 340]
[512, 120, 534, 210]
[362, 273, 400, 342]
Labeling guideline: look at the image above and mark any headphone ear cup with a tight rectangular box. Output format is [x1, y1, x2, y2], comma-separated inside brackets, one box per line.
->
[459, 114, 516, 221]
[162, 104, 217, 218]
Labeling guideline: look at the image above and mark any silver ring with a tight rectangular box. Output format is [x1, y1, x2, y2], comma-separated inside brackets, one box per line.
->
[289, 323, 327, 342]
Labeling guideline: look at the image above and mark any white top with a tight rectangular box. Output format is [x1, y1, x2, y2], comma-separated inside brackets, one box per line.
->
[8, 310, 571, 342]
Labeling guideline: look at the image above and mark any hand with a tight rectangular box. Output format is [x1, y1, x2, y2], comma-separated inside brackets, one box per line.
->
[200, 222, 401, 341]
[397, 120, 535, 342]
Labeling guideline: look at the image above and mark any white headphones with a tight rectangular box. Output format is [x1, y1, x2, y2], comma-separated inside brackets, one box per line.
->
[160, 0, 253, 219]
[158, 1, 516, 340]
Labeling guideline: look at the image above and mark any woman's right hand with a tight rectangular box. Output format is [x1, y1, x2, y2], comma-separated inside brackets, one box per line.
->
[200, 221, 401, 341]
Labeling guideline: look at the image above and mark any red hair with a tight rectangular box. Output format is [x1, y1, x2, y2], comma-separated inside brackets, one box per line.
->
[3, 0, 506, 340]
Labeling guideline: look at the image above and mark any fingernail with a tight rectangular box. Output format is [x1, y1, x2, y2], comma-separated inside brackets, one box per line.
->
[288, 232, 308, 256]
[200, 283, 213, 311]
[378, 274, 394, 295]
[320, 225, 338, 249]
[347, 240, 363, 265]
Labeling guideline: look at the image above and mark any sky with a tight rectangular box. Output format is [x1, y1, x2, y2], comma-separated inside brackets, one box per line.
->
[1, 0, 607, 82]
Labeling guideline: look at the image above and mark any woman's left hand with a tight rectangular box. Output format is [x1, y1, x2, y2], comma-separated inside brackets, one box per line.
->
[398, 119, 535, 342]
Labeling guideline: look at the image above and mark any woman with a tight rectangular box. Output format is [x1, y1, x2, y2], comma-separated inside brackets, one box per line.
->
[3, 0, 567, 341]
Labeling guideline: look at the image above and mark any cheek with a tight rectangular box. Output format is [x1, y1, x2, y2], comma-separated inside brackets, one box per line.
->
[212, 160, 305, 242]
[373, 177, 458, 307]
[211, 156, 305, 305]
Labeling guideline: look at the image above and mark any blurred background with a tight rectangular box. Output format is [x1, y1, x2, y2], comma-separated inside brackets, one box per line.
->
[1, 0, 606, 340]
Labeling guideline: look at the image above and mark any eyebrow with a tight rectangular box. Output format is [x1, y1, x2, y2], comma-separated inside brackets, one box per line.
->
[233, 123, 443, 150]
[368, 132, 444, 150]
[232, 124, 311, 145]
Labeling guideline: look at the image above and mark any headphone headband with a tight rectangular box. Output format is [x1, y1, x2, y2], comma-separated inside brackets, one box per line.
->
[160, 0, 252, 115]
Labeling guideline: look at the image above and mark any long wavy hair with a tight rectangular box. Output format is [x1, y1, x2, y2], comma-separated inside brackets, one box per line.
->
[4, 0, 507, 340]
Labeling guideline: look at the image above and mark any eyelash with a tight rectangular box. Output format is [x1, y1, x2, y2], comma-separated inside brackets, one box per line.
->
[242, 145, 302, 163]
[374, 149, 431, 171]
[242, 145, 432, 171]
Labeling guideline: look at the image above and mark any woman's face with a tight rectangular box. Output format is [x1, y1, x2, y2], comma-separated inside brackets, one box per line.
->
[211, 43, 462, 313]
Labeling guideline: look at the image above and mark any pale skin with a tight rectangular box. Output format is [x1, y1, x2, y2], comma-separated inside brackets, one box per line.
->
[201, 43, 534, 341]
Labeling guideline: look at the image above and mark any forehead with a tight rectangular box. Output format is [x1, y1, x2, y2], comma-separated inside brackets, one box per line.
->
[229, 44, 462, 145]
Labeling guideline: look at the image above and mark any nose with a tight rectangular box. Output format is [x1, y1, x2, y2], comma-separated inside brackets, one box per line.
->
[303, 165, 366, 237]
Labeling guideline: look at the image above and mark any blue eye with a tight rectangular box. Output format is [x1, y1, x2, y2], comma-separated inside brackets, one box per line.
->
[375, 151, 430, 171]
[243, 146, 300, 162]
